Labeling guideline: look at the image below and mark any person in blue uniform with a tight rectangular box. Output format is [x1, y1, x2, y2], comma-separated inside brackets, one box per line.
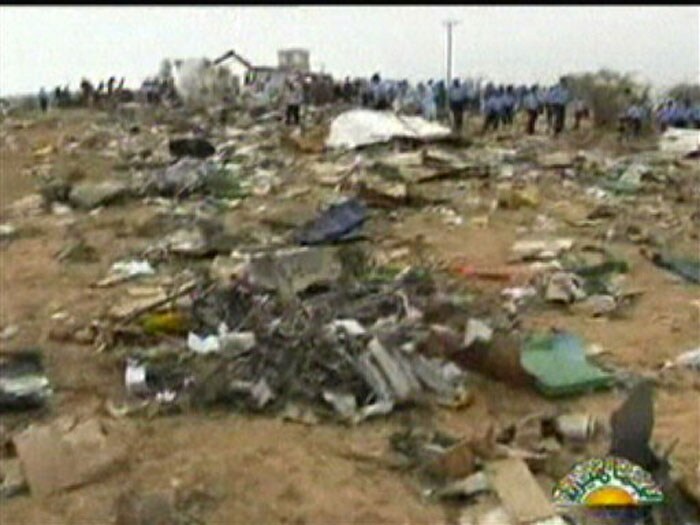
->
[522, 85, 540, 135]
[501, 85, 516, 127]
[482, 87, 502, 133]
[449, 79, 467, 133]
[550, 77, 570, 136]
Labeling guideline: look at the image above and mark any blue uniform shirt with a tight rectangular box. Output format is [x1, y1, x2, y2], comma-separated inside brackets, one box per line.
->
[549, 85, 570, 106]
[523, 93, 539, 111]
[502, 93, 516, 110]
[484, 95, 502, 115]
[449, 85, 465, 104]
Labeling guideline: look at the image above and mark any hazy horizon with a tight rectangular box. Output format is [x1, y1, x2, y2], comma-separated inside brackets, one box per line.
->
[1, 5, 698, 97]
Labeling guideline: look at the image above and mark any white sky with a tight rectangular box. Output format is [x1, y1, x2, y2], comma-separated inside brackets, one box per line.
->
[1, 5, 698, 96]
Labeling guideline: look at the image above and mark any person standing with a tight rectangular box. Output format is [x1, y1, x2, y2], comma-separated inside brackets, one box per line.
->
[107, 76, 116, 97]
[284, 75, 303, 126]
[449, 79, 467, 133]
[544, 85, 555, 132]
[523, 85, 540, 135]
[419, 82, 437, 121]
[572, 97, 590, 130]
[435, 80, 447, 121]
[572, 98, 585, 130]
[38, 87, 48, 113]
[342, 77, 353, 103]
[622, 101, 644, 139]
[502, 85, 516, 127]
[482, 89, 501, 133]
[473, 79, 483, 113]
[369, 73, 386, 110]
[550, 77, 570, 136]
[360, 79, 372, 108]
[656, 100, 673, 132]
[515, 84, 528, 111]
[53, 86, 62, 107]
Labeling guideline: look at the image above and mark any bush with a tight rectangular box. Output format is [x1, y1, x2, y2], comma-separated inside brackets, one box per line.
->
[566, 69, 651, 128]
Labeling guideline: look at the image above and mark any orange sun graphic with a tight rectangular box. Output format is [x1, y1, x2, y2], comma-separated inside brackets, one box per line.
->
[584, 486, 638, 507]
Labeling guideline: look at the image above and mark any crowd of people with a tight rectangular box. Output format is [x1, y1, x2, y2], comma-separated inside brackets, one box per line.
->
[350, 73, 700, 137]
[37, 84, 74, 112]
[346, 74, 584, 136]
[37, 68, 700, 140]
[655, 99, 700, 131]
[36, 77, 135, 113]
[138, 76, 177, 105]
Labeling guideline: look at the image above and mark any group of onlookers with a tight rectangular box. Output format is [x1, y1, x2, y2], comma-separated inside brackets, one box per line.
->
[37, 70, 700, 140]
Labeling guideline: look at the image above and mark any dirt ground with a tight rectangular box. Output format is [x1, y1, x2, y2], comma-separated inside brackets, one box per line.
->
[0, 108, 698, 524]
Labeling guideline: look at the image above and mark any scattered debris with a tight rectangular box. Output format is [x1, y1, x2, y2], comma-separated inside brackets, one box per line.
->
[234, 246, 343, 294]
[0, 223, 17, 240]
[0, 459, 27, 499]
[498, 186, 541, 210]
[609, 381, 700, 524]
[539, 152, 573, 169]
[96, 259, 155, 287]
[187, 332, 221, 355]
[0, 350, 52, 411]
[294, 198, 367, 245]
[571, 294, 617, 317]
[3, 60, 699, 523]
[647, 250, 700, 284]
[554, 413, 597, 442]
[486, 458, 559, 524]
[544, 272, 586, 304]
[169, 137, 216, 159]
[125, 359, 149, 396]
[69, 180, 130, 210]
[147, 158, 221, 197]
[464, 318, 494, 349]
[0, 324, 19, 342]
[426, 439, 478, 481]
[511, 239, 574, 262]
[663, 347, 700, 371]
[431, 471, 491, 500]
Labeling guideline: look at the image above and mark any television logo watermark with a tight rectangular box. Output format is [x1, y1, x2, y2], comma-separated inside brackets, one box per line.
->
[553, 456, 664, 520]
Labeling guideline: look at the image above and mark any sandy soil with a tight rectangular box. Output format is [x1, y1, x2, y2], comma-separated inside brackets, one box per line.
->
[0, 109, 698, 524]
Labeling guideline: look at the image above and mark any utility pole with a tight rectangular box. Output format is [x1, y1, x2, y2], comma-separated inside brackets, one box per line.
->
[443, 19, 460, 113]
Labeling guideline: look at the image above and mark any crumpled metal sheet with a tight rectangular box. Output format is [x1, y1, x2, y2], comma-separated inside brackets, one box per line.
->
[326, 109, 451, 150]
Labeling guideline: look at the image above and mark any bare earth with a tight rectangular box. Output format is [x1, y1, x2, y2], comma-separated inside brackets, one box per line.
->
[0, 108, 698, 524]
